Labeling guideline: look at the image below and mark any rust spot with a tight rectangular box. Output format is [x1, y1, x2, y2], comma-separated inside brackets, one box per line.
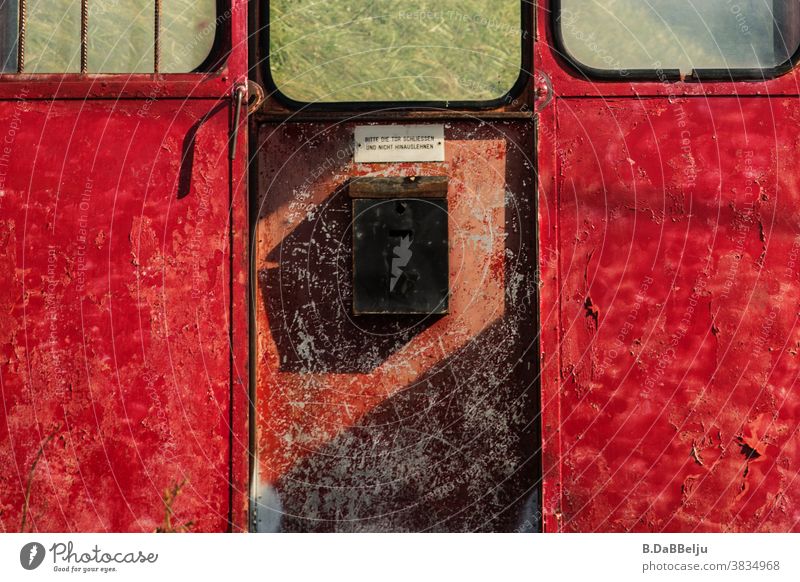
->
[94, 230, 107, 248]
[584, 296, 599, 326]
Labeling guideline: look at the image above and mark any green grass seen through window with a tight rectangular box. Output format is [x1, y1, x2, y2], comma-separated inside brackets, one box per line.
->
[269, 0, 523, 103]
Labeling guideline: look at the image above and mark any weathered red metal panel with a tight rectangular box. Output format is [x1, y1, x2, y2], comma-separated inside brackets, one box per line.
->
[253, 121, 539, 531]
[0, 100, 238, 532]
[536, 0, 800, 532]
[555, 97, 800, 531]
[0, 0, 250, 533]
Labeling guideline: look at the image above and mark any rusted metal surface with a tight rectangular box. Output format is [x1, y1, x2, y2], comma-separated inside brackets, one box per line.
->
[349, 176, 449, 198]
[80, 0, 88, 74]
[0, 0, 250, 532]
[536, 0, 800, 532]
[16, 0, 25, 73]
[154, 0, 162, 74]
[254, 121, 539, 531]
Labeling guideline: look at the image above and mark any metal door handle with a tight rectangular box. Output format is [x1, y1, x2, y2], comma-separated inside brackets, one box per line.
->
[230, 81, 267, 161]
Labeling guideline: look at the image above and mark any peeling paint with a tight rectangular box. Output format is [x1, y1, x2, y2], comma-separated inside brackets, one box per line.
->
[254, 121, 539, 531]
[0, 101, 237, 532]
[542, 95, 800, 532]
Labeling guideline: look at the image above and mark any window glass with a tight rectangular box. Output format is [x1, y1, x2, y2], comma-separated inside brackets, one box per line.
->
[559, 0, 800, 75]
[27, 0, 82, 73]
[269, 0, 524, 104]
[88, 0, 155, 74]
[0, 0, 217, 74]
[160, 0, 218, 73]
[0, 1, 19, 73]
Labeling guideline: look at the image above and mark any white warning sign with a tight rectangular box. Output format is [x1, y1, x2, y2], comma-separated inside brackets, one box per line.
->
[354, 125, 445, 163]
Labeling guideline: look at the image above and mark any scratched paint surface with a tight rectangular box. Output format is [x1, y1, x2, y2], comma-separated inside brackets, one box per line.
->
[254, 122, 539, 531]
[0, 100, 233, 532]
[553, 98, 800, 532]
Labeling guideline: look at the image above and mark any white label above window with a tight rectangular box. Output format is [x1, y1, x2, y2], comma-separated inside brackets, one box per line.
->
[354, 125, 445, 164]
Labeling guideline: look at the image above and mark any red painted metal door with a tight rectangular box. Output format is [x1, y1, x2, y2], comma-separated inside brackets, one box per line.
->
[537, 0, 800, 532]
[0, 2, 250, 532]
[253, 121, 540, 533]
[252, 4, 540, 532]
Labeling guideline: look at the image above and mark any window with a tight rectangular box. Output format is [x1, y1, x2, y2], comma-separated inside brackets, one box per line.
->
[268, 0, 525, 105]
[0, 0, 218, 74]
[557, 0, 800, 77]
